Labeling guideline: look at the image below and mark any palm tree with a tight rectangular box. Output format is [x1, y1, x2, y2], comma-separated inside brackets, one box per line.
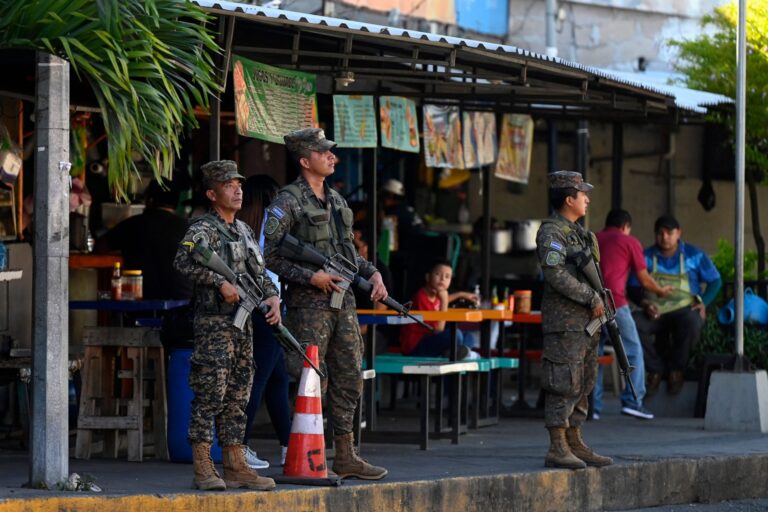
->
[0, 0, 222, 198]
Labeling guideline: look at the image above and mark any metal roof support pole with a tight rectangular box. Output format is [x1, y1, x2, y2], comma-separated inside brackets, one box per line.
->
[611, 122, 623, 210]
[481, 164, 491, 300]
[363, 146, 378, 431]
[210, 15, 235, 161]
[30, 51, 70, 488]
[576, 120, 589, 180]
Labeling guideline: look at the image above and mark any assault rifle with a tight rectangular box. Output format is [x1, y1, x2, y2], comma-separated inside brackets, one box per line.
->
[571, 249, 638, 402]
[278, 233, 434, 332]
[186, 233, 325, 378]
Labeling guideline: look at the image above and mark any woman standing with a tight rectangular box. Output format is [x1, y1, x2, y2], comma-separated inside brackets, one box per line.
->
[238, 174, 291, 468]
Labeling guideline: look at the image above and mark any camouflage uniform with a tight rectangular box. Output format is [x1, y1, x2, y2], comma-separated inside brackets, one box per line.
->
[263, 129, 378, 436]
[174, 161, 279, 447]
[536, 172, 602, 429]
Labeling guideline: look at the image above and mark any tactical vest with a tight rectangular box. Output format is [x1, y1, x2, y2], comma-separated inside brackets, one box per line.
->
[280, 183, 357, 262]
[541, 217, 599, 285]
[193, 213, 266, 315]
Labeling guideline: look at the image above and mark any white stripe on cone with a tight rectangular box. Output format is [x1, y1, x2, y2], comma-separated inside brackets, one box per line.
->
[291, 412, 324, 435]
[298, 368, 321, 398]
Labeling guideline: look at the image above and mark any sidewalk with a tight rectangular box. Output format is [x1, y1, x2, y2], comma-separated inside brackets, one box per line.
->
[1, 401, 767, 512]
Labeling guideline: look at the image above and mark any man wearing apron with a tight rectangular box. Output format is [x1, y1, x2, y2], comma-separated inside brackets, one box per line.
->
[631, 215, 721, 395]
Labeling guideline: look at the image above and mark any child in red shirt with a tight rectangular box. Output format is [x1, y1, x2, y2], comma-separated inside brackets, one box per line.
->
[399, 260, 479, 358]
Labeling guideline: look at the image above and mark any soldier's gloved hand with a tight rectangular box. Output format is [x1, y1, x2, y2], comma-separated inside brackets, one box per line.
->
[368, 271, 389, 302]
[220, 281, 240, 304]
[310, 270, 344, 294]
[262, 295, 282, 325]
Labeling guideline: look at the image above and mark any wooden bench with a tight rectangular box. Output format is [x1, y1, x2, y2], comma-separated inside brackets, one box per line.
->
[75, 326, 168, 461]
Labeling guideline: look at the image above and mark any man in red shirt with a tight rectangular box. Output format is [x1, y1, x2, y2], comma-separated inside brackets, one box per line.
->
[594, 210, 670, 420]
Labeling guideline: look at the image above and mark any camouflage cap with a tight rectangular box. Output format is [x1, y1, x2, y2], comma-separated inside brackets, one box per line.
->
[200, 160, 246, 188]
[283, 128, 336, 153]
[548, 170, 593, 191]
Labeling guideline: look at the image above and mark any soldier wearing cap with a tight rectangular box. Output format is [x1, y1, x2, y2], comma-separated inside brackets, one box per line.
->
[263, 128, 389, 480]
[174, 160, 280, 491]
[535, 170, 613, 470]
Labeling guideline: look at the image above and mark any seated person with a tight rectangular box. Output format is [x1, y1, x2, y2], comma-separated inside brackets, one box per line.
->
[399, 260, 479, 359]
[628, 215, 722, 395]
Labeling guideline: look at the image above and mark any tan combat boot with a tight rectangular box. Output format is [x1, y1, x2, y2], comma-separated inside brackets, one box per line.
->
[222, 445, 276, 490]
[332, 433, 388, 480]
[191, 442, 226, 491]
[544, 427, 587, 469]
[566, 426, 613, 467]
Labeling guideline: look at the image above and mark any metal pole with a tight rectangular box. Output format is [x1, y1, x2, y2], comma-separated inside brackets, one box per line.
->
[481, 165, 491, 299]
[364, 147, 377, 430]
[545, 0, 558, 58]
[734, 0, 747, 369]
[30, 51, 70, 487]
[612, 122, 623, 210]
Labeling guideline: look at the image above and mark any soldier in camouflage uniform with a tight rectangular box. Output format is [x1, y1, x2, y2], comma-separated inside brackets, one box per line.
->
[263, 128, 389, 480]
[535, 170, 614, 470]
[174, 160, 280, 491]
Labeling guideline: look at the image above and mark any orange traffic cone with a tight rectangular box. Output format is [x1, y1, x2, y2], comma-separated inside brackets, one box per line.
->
[275, 345, 340, 486]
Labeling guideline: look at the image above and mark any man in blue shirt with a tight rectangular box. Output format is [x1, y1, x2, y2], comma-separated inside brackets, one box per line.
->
[629, 215, 721, 395]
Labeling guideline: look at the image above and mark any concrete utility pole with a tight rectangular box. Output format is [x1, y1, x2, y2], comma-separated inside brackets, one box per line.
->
[30, 51, 70, 487]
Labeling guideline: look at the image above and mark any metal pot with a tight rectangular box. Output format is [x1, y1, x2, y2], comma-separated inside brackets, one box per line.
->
[491, 228, 512, 254]
[491, 228, 513, 254]
[511, 220, 541, 251]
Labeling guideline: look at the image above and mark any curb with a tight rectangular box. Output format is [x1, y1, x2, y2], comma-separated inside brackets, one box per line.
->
[1, 454, 767, 512]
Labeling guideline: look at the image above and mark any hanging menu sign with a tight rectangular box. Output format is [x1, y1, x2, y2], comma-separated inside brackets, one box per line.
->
[379, 96, 420, 153]
[333, 95, 378, 148]
[232, 55, 317, 143]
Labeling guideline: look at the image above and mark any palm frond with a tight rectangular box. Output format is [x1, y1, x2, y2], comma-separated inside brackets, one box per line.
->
[0, 0, 222, 198]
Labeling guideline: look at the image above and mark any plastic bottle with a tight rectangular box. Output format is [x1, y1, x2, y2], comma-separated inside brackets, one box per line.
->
[473, 283, 481, 303]
[491, 285, 499, 306]
[0, 241, 6, 271]
[111, 262, 122, 300]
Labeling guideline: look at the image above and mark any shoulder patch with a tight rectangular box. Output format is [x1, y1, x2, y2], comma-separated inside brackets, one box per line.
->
[270, 206, 286, 219]
[549, 241, 563, 251]
[264, 216, 280, 237]
[545, 251, 562, 266]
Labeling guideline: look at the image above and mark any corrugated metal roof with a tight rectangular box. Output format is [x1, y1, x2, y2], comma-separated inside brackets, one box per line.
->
[600, 70, 733, 114]
[193, 0, 732, 114]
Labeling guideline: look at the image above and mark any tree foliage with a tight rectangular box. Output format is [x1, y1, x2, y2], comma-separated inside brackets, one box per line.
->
[0, 0, 222, 198]
[669, 0, 768, 176]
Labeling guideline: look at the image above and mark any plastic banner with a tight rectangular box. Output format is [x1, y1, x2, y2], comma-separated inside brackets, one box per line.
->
[232, 55, 317, 143]
[423, 105, 464, 169]
[494, 114, 533, 183]
[333, 95, 378, 148]
[462, 111, 497, 168]
[379, 96, 420, 153]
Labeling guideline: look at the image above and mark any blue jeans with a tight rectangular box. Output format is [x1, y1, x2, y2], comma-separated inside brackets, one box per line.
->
[593, 305, 647, 413]
[243, 314, 292, 446]
[407, 328, 471, 357]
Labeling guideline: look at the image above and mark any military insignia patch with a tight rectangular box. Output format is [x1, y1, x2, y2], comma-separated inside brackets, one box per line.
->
[545, 251, 561, 266]
[264, 216, 280, 237]
[270, 206, 286, 219]
[549, 241, 563, 251]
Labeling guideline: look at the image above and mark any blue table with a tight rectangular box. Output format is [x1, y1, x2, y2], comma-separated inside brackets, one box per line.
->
[69, 300, 190, 311]
[70, 300, 190, 327]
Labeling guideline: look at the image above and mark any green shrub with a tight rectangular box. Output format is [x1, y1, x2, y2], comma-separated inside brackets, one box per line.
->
[691, 315, 768, 370]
